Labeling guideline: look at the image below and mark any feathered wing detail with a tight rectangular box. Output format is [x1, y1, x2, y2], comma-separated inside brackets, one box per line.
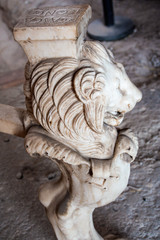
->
[25, 126, 90, 166]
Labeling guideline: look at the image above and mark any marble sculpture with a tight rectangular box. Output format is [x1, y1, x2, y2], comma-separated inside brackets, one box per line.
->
[13, 4, 142, 240]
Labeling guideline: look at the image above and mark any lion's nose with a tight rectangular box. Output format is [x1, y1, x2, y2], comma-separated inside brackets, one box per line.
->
[136, 88, 142, 103]
[124, 78, 142, 109]
[126, 87, 142, 111]
[119, 84, 142, 113]
[131, 85, 142, 103]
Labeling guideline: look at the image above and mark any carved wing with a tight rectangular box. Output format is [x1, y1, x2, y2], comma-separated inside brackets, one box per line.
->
[25, 126, 90, 166]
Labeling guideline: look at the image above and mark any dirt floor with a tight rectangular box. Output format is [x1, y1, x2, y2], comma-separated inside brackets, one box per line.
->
[0, 0, 160, 239]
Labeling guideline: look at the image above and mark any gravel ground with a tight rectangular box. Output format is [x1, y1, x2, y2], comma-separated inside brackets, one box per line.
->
[0, 0, 160, 239]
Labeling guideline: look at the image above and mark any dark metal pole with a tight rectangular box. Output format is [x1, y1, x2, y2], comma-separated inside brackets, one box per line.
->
[102, 0, 114, 26]
[88, 0, 135, 41]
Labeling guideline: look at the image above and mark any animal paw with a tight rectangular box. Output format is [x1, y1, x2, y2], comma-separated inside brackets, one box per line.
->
[114, 129, 138, 162]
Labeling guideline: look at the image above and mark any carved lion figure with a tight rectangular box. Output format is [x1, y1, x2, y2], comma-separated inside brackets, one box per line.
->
[23, 41, 142, 240]
[24, 41, 142, 160]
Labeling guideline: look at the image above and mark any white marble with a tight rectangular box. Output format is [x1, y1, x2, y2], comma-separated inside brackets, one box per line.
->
[13, 5, 91, 64]
[14, 4, 142, 240]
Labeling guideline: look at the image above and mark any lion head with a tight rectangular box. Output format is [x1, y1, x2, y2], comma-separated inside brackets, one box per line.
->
[25, 41, 142, 160]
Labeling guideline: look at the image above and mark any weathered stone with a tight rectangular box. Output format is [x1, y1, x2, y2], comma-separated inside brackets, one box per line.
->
[13, 5, 91, 63]
[11, 3, 142, 240]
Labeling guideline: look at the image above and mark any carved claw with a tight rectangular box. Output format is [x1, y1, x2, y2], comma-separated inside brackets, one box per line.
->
[90, 129, 138, 181]
[115, 129, 138, 162]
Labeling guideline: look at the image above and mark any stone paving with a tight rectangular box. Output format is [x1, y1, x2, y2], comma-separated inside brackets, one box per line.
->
[0, 0, 160, 239]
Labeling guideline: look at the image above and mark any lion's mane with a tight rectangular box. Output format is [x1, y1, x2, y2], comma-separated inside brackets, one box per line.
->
[24, 41, 117, 159]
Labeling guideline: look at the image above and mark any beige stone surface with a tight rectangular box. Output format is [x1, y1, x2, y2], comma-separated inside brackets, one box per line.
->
[13, 5, 91, 63]
[14, 5, 91, 40]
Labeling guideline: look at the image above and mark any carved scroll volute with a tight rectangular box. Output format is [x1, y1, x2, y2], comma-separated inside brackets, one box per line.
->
[13, 4, 142, 240]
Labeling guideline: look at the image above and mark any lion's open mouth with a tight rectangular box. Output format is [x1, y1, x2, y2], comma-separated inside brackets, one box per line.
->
[104, 111, 124, 126]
